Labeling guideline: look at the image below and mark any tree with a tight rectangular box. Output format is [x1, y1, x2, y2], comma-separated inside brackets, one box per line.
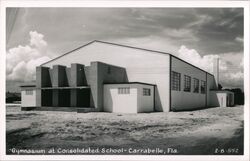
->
[218, 84, 223, 90]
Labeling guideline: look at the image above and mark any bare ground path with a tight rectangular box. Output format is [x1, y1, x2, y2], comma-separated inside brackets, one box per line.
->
[6, 105, 243, 155]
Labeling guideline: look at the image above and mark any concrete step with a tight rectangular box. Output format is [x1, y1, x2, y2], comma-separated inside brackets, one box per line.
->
[77, 108, 99, 113]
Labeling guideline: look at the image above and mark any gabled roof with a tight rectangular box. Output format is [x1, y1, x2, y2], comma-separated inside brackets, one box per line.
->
[41, 40, 213, 76]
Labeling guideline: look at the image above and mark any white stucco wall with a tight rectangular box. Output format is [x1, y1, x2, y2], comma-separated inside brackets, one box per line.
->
[209, 91, 218, 107]
[42, 41, 170, 112]
[103, 83, 154, 113]
[209, 91, 234, 107]
[216, 93, 227, 107]
[171, 57, 207, 110]
[21, 89, 36, 107]
[103, 84, 138, 113]
[207, 74, 218, 106]
[137, 84, 154, 113]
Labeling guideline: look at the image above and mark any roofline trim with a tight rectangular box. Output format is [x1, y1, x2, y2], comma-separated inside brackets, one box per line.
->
[170, 55, 213, 76]
[41, 40, 96, 66]
[20, 85, 36, 87]
[95, 40, 171, 56]
[96, 40, 213, 76]
[41, 40, 214, 76]
[104, 82, 156, 86]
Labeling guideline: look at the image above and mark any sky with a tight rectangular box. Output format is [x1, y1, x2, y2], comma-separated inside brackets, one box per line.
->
[6, 8, 244, 92]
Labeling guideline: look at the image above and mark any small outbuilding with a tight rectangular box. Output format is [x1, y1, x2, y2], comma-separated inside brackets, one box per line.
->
[210, 90, 234, 107]
[20, 85, 36, 109]
[103, 82, 155, 113]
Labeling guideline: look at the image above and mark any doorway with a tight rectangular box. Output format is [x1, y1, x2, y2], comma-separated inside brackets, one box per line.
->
[77, 88, 90, 107]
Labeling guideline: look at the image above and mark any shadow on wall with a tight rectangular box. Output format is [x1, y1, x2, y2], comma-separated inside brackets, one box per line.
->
[171, 94, 220, 112]
[104, 86, 114, 112]
[103, 67, 128, 112]
[154, 86, 163, 112]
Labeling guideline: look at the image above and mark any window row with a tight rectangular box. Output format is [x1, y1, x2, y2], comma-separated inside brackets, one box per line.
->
[118, 87, 151, 96]
[118, 87, 130, 94]
[171, 71, 206, 94]
[25, 90, 34, 95]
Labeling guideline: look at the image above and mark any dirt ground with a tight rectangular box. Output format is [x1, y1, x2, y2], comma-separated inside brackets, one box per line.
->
[6, 105, 244, 155]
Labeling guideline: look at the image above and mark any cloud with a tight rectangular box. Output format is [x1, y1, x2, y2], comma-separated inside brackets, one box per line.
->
[220, 71, 244, 88]
[110, 35, 180, 54]
[162, 28, 198, 41]
[177, 45, 243, 87]
[240, 58, 244, 67]
[235, 36, 243, 43]
[8, 8, 243, 57]
[178, 45, 227, 72]
[186, 14, 212, 28]
[29, 31, 47, 48]
[6, 31, 52, 81]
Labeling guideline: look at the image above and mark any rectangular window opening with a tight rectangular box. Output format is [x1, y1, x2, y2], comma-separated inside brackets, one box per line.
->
[118, 87, 130, 94]
[107, 66, 111, 74]
[201, 80, 206, 94]
[143, 88, 151, 96]
[171, 71, 181, 91]
[25, 90, 33, 95]
[184, 75, 191, 92]
[193, 78, 199, 93]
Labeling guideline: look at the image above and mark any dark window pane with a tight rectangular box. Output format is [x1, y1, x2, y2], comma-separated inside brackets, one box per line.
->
[171, 71, 181, 91]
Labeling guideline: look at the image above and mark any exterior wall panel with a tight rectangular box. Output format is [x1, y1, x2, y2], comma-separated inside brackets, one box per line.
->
[21, 89, 36, 107]
[103, 84, 137, 113]
[137, 84, 154, 113]
[207, 74, 218, 106]
[171, 57, 207, 110]
[210, 91, 234, 107]
[83, 62, 127, 111]
[42, 42, 170, 112]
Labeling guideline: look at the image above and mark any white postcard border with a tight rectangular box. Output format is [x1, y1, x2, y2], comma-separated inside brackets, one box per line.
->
[0, 1, 249, 161]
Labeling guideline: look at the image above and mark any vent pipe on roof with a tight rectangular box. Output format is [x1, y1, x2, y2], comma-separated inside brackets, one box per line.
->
[213, 57, 220, 89]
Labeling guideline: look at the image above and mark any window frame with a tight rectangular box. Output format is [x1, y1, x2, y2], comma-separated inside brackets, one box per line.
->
[107, 66, 111, 74]
[171, 71, 181, 91]
[201, 80, 206, 94]
[184, 75, 191, 92]
[118, 87, 130, 94]
[193, 78, 199, 93]
[143, 88, 151, 96]
[25, 90, 33, 95]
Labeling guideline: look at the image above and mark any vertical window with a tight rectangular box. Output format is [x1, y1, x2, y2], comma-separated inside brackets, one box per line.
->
[184, 75, 191, 92]
[25, 90, 33, 95]
[201, 80, 206, 94]
[107, 66, 111, 74]
[171, 71, 181, 91]
[193, 78, 199, 93]
[143, 88, 151, 96]
[118, 87, 130, 94]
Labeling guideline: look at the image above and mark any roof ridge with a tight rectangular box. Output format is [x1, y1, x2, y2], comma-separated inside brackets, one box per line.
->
[41, 40, 213, 76]
[94, 40, 213, 76]
[94, 40, 172, 55]
[41, 39, 171, 66]
[40, 40, 97, 66]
